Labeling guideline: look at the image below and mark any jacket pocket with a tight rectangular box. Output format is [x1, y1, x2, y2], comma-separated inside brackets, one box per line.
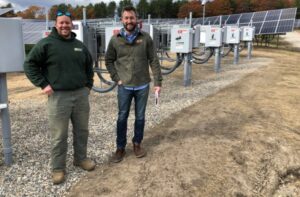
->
[46, 64, 61, 85]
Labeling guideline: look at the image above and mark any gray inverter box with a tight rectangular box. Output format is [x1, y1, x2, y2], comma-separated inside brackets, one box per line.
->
[192, 25, 200, 48]
[205, 26, 223, 47]
[170, 26, 193, 53]
[240, 26, 254, 41]
[223, 26, 240, 44]
[105, 26, 122, 51]
[0, 18, 25, 73]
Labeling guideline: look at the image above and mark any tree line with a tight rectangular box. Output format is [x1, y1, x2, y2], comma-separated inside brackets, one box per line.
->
[1, 0, 299, 20]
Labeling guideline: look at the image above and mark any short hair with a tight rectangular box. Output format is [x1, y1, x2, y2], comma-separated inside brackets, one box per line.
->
[121, 6, 138, 17]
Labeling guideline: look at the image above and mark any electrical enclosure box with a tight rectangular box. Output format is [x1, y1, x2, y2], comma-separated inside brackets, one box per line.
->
[142, 24, 154, 39]
[200, 25, 209, 44]
[72, 21, 84, 42]
[105, 26, 122, 51]
[170, 27, 193, 53]
[142, 24, 159, 49]
[0, 18, 25, 73]
[192, 25, 200, 48]
[223, 26, 240, 44]
[240, 26, 254, 41]
[83, 27, 98, 62]
[205, 26, 223, 47]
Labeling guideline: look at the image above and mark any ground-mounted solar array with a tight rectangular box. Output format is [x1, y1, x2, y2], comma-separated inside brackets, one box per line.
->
[0, 8, 13, 16]
[19, 8, 297, 44]
[191, 8, 297, 35]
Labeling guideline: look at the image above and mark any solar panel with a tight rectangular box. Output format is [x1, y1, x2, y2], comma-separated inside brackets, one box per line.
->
[221, 15, 229, 24]
[260, 21, 278, 34]
[252, 11, 267, 22]
[226, 14, 241, 24]
[22, 20, 54, 44]
[276, 19, 294, 33]
[265, 10, 281, 21]
[0, 8, 13, 16]
[252, 22, 263, 34]
[205, 16, 218, 25]
[239, 13, 254, 24]
[280, 8, 297, 20]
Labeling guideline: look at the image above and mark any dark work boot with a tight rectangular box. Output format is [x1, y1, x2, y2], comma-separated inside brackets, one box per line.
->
[133, 143, 146, 158]
[112, 148, 126, 163]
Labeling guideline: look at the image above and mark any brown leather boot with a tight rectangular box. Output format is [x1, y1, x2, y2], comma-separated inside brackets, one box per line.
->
[73, 158, 96, 171]
[133, 143, 146, 158]
[112, 148, 126, 163]
[52, 170, 65, 185]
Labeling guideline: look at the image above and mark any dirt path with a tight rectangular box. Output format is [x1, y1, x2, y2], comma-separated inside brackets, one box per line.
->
[68, 48, 300, 196]
[282, 31, 300, 48]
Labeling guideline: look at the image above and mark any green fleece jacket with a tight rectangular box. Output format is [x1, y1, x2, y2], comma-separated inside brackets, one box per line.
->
[24, 27, 94, 91]
[105, 30, 162, 87]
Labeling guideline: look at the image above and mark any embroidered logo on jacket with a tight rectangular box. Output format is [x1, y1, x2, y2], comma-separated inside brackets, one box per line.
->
[74, 48, 83, 52]
[136, 39, 143, 44]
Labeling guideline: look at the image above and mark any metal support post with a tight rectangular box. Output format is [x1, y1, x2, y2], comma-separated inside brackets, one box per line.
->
[183, 53, 192, 86]
[45, 8, 49, 30]
[234, 44, 239, 65]
[82, 7, 87, 26]
[247, 41, 252, 59]
[214, 48, 221, 72]
[148, 14, 151, 24]
[0, 73, 13, 166]
[189, 12, 192, 27]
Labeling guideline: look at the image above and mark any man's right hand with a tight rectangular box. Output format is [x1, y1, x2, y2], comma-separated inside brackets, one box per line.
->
[42, 85, 54, 96]
[118, 80, 122, 85]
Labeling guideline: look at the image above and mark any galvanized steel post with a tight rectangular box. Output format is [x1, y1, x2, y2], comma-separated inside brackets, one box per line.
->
[234, 44, 239, 64]
[247, 41, 252, 59]
[0, 73, 13, 166]
[214, 48, 221, 72]
[184, 53, 192, 86]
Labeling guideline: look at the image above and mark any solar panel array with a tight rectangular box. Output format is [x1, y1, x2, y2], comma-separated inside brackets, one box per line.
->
[21, 7, 297, 44]
[0, 8, 13, 16]
[295, 19, 300, 28]
[192, 8, 297, 35]
[22, 20, 54, 44]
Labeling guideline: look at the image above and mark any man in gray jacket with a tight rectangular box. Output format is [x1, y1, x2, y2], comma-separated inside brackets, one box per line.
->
[105, 6, 162, 163]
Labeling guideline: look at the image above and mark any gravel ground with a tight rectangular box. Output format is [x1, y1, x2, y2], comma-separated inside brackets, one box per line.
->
[0, 54, 271, 196]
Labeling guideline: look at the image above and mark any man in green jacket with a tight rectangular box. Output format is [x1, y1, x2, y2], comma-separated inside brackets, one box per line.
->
[105, 6, 162, 163]
[24, 11, 95, 184]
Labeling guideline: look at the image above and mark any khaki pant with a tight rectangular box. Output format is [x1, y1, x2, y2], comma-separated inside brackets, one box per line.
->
[47, 87, 90, 171]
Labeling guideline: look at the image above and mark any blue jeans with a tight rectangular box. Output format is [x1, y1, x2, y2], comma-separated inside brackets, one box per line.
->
[116, 85, 149, 149]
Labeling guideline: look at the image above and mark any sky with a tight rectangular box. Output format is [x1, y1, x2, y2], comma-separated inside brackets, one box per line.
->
[0, 0, 136, 11]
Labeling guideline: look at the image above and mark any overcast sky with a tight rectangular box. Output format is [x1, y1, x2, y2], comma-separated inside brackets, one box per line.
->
[0, 0, 126, 11]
